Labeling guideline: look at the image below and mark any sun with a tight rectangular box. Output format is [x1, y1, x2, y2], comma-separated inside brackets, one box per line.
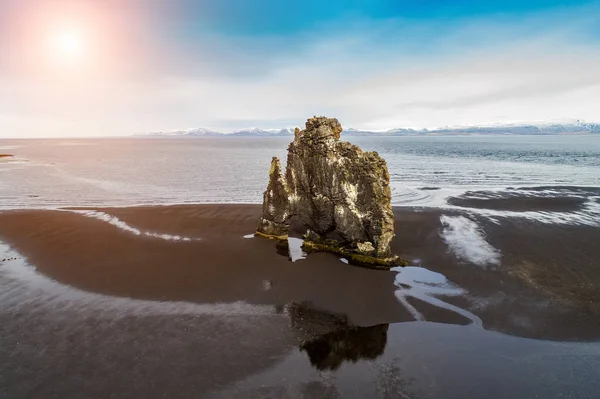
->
[50, 29, 86, 65]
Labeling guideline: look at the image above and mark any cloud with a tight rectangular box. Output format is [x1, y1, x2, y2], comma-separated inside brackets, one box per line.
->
[1, 2, 599, 137]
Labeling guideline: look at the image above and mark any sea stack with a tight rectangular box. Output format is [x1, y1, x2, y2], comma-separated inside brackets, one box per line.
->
[256, 116, 401, 268]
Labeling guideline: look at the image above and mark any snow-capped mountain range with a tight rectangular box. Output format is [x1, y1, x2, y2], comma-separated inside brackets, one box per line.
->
[138, 127, 296, 137]
[138, 121, 600, 137]
[230, 127, 296, 136]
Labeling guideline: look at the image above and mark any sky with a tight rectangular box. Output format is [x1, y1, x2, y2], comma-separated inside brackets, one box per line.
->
[0, 0, 599, 137]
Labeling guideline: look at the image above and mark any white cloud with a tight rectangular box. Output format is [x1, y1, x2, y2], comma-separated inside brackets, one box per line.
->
[1, 5, 599, 137]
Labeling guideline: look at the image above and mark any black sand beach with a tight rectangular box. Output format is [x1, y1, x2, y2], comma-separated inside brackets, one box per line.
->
[1, 204, 600, 398]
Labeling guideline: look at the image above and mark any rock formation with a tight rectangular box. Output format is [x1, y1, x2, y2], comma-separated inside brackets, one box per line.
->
[256, 116, 401, 267]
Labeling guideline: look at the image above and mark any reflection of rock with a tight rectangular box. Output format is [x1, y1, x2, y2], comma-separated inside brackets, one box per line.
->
[286, 302, 388, 371]
[300, 324, 388, 371]
[257, 116, 401, 268]
[287, 301, 350, 337]
[275, 239, 290, 257]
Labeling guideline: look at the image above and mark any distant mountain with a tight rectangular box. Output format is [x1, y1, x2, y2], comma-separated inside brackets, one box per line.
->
[351, 121, 600, 136]
[416, 121, 600, 136]
[136, 128, 221, 137]
[138, 121, 600, 137]
[138, 127, 295, 137]
[229, 127, 295, 137]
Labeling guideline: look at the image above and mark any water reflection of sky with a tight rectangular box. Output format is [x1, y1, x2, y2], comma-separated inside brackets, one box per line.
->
[393, 266, 483, 326]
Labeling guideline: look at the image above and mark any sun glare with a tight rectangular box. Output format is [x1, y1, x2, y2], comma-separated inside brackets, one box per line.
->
[51, 29, 86, 65]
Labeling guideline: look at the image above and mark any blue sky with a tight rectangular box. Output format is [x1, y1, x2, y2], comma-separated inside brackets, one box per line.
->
[159, 0, 585, 33]
[0, 0, 599, 137]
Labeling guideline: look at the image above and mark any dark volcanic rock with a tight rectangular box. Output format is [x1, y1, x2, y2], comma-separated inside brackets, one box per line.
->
[256, 116, 396, 263]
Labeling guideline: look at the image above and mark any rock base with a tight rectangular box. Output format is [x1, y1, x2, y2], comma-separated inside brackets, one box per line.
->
[254, 230, 288, 241]
[301, 240, 408, 270]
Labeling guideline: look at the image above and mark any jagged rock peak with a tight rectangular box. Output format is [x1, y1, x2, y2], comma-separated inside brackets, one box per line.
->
[256, 157, 290, 239]
[299, 116, 343, 140]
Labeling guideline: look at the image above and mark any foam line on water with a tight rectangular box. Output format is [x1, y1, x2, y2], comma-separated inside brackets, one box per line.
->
[440, 215, 501, 266]
[70, 210, 198, 242]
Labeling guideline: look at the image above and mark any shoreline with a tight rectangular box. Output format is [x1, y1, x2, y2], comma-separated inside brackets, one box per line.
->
[1, 184, 598, 222]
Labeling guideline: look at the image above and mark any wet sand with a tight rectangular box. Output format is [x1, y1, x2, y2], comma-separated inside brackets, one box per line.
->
[1, 204, 600, 398]
[0, 204, 598, 336]
[0, 205, 411, 326]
